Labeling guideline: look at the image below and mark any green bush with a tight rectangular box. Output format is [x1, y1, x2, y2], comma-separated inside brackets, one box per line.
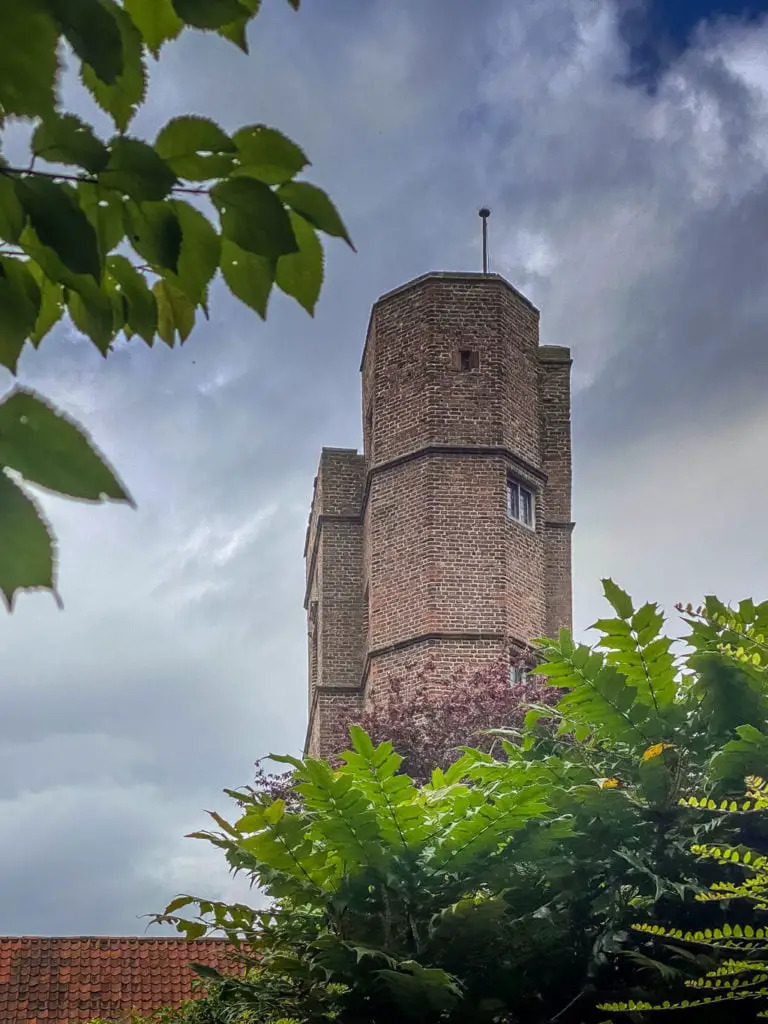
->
[149, 583, 768, 1023]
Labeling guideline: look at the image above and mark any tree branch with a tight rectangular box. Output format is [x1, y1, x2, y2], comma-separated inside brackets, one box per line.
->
[0, 165, 211, 196]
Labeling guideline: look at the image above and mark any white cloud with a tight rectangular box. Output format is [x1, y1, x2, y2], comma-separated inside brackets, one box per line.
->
[575, 403, 768, 635]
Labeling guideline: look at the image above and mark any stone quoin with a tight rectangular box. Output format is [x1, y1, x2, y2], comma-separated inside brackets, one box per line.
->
[304, 272, 574, 758]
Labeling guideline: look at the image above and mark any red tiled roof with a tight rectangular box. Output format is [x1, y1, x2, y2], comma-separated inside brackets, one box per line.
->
[0, 936, 242, 1023]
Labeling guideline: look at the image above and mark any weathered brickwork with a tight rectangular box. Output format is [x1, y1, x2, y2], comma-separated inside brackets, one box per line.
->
[305, 272, 574, 758]
[304, 449, 366, 716]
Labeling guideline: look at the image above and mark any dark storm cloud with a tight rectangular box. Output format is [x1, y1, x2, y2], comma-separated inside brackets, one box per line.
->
[577, 177, 768, 447]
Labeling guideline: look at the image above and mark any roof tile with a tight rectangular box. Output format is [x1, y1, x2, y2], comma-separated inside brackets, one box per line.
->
[0, 937, 241, 1023]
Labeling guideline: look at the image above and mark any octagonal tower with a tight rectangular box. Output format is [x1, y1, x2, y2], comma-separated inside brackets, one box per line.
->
[304, 272, 573, 757]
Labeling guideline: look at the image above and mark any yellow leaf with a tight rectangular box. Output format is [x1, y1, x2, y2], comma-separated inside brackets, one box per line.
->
[642, 742, 676, 761]
[597, 777, 621, 789]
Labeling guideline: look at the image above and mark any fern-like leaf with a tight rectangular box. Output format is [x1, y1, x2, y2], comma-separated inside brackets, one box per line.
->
[593, 583, 679, 712]
[536, 632, 655, 750]
[338, 727, 430, 848]
[599, 988, 768, 1012]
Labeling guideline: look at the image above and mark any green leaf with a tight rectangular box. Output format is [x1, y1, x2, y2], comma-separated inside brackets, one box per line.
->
[107, 256, 157, 344]
[155, 116, 236, 180]
[153, 279, 195, 345]
[14, 178, 101, 281]
[275, 212, 323, 314]
[0, 389, 132, 504]
[110, 268, 132, 335]
[215, 14, 249, 51]
[170, 200, 221, 305]
[77, 181, 126, 256]
[591, 617, 632, 634]
[602, 578, 634, 620]
[18, 226, 115, 355]
[632, 602, 663, 634]
[101, 137, 177, 201]
[211, 177, 297, 259]
[214, 1, 263, 50]
[278, 181, 354, 249]
[4, 258, 41, 315]
[81, 1, 147, 132]
[105, 270, 128, 335]
[0, 258, 41, 373]
[171, 0, 249, 29]
[232, 125, 309, 185]
[263, 799, 286, 826]
[638, 751, 674, 807]
[45, 0, 124, 85]
[349, 725, 375, 759]
[0, 3, 59, 120]
[180, 921, 207, 940]
[0, 172, 25, 244]
[711, 724, 768, 785]
[32, 114, 109, 174]
[19, 224, 77, 285]
[27, 262, 64, 347]
[0, 471, 54, 611]
[124, 0, 183, 56]
[164, 895, 194, 914]
[67, 288, 116, 354]
[125, 200, 182, 273]
[220, 238, 273, 318]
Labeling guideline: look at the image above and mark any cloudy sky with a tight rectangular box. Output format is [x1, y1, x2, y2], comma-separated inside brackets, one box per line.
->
[2, 0, 768, 936]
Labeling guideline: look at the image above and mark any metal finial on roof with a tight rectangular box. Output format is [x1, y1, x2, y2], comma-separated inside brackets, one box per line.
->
[478, 207, 490, 274]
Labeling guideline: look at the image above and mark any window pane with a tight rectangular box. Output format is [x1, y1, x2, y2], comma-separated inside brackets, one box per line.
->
[507, 481, 519, 519]
[521, 488, 533, 526]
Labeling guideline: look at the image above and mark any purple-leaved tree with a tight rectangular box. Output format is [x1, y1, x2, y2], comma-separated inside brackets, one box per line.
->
[254, 657, 557, 801]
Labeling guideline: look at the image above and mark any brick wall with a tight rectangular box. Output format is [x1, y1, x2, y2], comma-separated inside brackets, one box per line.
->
[305, 272, 574, 759]
[304, 449, 365, 741]
[307, 689, 364, 760]
[366, 637, 510, 704]
[539, 346, 574, 636]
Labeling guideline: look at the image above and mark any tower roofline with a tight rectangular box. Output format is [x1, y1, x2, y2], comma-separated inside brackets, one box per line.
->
[360, 272, 540, 372]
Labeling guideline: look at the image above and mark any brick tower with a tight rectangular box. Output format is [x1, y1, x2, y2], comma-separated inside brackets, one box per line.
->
[304, 272, 573, 758]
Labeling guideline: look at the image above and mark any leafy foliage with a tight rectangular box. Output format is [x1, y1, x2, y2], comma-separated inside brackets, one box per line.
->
[0, 387, 131, 609]
[149, 584, 768, 1023]
[0, 0, 351, 609]
[255, 657, 557, 808]
[153, 725, 577, 1023]
[600, 776, 768, 1020]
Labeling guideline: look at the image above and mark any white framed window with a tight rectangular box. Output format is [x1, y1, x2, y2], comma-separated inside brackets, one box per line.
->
[507, 476, 535, 529]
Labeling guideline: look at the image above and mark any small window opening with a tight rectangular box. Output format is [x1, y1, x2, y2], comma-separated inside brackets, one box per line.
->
[507, 476, 535, 529]
[309, 600, 319, 686]
[458, 349, 479, 371]
[510, 665, 527, 687]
